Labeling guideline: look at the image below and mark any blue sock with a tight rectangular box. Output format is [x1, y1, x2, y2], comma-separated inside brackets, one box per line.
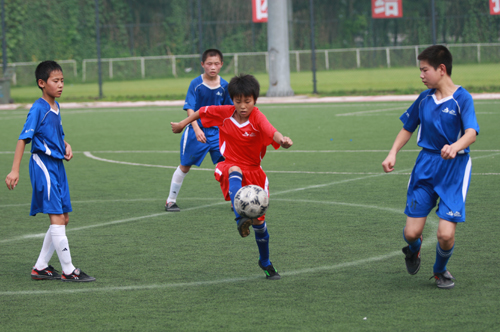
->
[229, 171, 243, 223]
[253, 222, 270, 267]
[434, 243, 454, 274]
[403, 228, 422, 253]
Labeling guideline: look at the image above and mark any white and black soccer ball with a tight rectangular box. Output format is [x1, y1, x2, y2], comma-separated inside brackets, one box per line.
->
[234, 185, 269, 219]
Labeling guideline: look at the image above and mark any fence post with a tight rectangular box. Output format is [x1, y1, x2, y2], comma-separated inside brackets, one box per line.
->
[172, 56, 177, 77]
[356, 49, 360, 68]
[234, 54, 238, 75]
[325, 50, 329, 70]
[477, 44, 481, 63]
[141, 57, 145, 79]
[82, 60, 86, 82]
[415, 46, 419, 67]
[265, 53, 269, 73]
[386, 47, 391, 68]
[109, 60, 113, 79]
[294, 51, 299, 72]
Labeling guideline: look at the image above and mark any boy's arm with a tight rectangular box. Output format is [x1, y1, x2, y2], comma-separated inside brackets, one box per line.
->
[5, 139, 27, 190]
[186, 108, 206, 143]
[441, 128, 477, 160]
[171, 111, 201, 134]
[382, 128, 413, 173]
[273, 131, 293, 149]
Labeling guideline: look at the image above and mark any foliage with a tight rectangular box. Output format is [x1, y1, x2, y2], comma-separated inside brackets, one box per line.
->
[0, 0, 498, 64]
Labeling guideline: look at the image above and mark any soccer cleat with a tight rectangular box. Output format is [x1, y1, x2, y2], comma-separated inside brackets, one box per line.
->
[236, 217, 253, 238]
[165, 201, 180, 212]
[258, 260, 281, 280]
[402, 235, 422, 275]
[31, 265, 61, 280]
[61, 268, 96, 282]
[431, 270, 455, 289]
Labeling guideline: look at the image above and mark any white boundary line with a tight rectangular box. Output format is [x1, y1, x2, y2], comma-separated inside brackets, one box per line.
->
[0, 198, 439, 296]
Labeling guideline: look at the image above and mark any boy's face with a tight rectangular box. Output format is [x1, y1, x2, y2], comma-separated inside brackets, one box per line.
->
[38, 70, 64, 98]
[201, 55, 222, 78]
[419, 60, 445, 89]
[233, 95, 255, 119]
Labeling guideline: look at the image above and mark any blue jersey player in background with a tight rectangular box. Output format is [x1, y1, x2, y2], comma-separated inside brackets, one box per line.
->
[382, 45, 480, 289]
[165, 49, 233, 212]
[5, 61, 95, 282]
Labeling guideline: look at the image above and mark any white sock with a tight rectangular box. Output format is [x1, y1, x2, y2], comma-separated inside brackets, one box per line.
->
[167, 166, 188, 203]
[50, 225, 76, 275]
[34, 228, 55, 270]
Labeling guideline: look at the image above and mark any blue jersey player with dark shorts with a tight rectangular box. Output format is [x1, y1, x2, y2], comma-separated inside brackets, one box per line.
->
[165, 49, 232, 212]
[382, 45, 480, 289]
[5, 61, 95, 282]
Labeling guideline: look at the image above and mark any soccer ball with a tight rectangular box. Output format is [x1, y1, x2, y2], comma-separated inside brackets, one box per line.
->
[234, 185, 269, 219]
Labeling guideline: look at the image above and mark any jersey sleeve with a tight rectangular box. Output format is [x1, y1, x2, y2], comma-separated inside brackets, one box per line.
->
[18, 104, 41, 143]
[400, 91, 429, 132]
[459, 92, 480, 135]
[199, 105, 234, 128]
[254, 110, 279, 149]
[183, 79, 198, 111]
[221, 82, 233, 106]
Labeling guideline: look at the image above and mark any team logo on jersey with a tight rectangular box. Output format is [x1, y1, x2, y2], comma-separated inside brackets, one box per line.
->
[442, 107, 456, 116]
[216, 91, 223, 96]
[242, 131, 256, 137]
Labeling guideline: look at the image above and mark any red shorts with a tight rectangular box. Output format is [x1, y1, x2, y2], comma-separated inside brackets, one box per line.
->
[215, 161, 269, 221]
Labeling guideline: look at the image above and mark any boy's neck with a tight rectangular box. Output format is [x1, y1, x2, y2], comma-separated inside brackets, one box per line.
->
[42, 94, 58, 110]
[202, 73, 219, 85]
[434, 76, 457, 100]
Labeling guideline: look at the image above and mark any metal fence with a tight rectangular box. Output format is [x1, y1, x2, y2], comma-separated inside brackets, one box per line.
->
[4, 43, 500, 86]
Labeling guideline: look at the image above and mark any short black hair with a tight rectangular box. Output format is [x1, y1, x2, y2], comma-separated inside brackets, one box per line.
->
[35, 61, 63, 90]
[228, 74, 260, 103]
[418, 45, 453, 76]
[202, 49, 223, 63]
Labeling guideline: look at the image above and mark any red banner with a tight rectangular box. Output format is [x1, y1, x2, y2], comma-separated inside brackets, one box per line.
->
[252, 0, 268, 23]
[372, 0, 403, 18]
[491, 0, 500, 15]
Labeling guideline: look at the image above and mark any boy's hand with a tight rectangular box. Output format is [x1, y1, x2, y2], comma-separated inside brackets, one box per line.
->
[64, 142, 73, 161]
[5, 171, 19, 190]
[280, 136, 293, 149]
[382, 154, 396, 173]
[194, 127, 207, 143]
[171, 122, 184, 134]
[441, 144, 458, 160]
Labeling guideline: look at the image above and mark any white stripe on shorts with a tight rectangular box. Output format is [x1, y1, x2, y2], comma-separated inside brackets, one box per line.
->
[33, 153, 51, 201]
[462, 156, 472, 202]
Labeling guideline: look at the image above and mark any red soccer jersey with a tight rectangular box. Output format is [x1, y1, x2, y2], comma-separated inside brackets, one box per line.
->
[199, 105, 280, 166]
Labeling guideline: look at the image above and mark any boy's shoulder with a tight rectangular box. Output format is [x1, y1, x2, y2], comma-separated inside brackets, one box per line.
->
[30, 98, 51, 112]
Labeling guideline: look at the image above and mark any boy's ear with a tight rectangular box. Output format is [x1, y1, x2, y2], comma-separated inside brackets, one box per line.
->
[37, 79, 45, 89]
[438, 63, 447, 76]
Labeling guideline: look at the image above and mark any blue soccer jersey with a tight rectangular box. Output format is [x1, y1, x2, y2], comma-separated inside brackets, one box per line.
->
[19, 98, 66, 160]
[400, 87, 480, 154]
[183, 75, 232, 136]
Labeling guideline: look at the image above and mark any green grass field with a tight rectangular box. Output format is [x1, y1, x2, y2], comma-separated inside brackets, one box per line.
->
[10, 63, 500, 103]
[1, 100, 499, 331]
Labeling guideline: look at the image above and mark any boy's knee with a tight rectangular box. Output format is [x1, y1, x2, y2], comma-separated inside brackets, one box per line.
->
[229, 166, 242, 174]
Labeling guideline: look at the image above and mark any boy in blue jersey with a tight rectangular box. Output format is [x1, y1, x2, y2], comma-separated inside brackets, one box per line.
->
[5, 61, 95, 282]
[382, 45, 479, 289]
[165, 49, 233, 212]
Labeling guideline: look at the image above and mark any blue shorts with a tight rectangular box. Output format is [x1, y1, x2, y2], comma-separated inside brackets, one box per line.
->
[180, 124, 224, 167]
[29, 153, 72, 216]
[405, 149, 472, 222]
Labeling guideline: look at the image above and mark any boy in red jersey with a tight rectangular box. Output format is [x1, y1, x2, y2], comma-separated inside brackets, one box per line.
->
[171, 74, 293, 279]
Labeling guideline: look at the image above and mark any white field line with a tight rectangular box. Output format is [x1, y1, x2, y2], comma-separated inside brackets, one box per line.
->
[0, 198, 439, 296]
[336, 106, 406, 116]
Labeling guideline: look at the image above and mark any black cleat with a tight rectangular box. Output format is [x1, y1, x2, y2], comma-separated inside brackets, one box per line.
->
[237, 217, 253, 238]
[31, 265, 61, 280]
[431, 270, 455, 289]
[61, 268, 96, 282]
[258, 260, 281, 280]
[165, 201, 180, 212]
[402, 235, 422, 275]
